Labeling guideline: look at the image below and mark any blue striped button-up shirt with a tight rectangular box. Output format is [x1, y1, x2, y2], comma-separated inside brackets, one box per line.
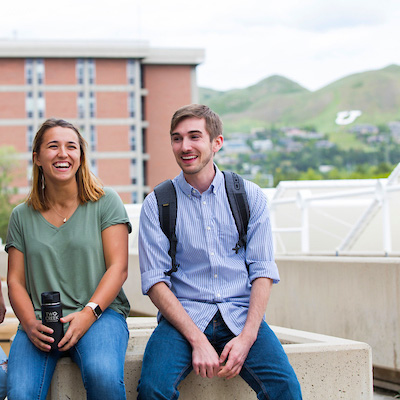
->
[139, 166, 279, 336]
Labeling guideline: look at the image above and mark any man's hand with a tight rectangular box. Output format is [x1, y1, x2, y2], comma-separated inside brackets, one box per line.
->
[217, 334, 254, 380]
[192, 339, 221, 378]
[58, 307, 96, 351]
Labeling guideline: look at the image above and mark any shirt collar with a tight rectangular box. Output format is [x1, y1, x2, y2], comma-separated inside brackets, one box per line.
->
[176, 164, 225, 198]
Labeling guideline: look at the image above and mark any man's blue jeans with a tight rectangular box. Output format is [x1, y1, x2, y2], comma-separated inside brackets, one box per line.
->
[7, 308, 129, 400]
[137, 311, 302, 400]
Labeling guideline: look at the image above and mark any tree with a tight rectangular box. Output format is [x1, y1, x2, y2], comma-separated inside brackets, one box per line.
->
[0, 146, 19, 242]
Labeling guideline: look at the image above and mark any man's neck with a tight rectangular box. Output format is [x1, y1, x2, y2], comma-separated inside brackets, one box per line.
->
[183, 165, 216, 194]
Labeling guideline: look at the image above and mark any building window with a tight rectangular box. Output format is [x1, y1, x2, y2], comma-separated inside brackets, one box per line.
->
[129, 126, 136, 151]
[26, 125, 34, 151]
[89, 92, 96, 118]
[88, 59, 95, 85]
[26, 95, 34, 119]
[25, 59, 33, 85]
[130, 159, 137, 184]
[128, 92, 135, 118]
[127, 59, 136, 84]
[131, 192, 138, 204]
[38, 91, 45, 118]
[36, 59, 45, 85]
[77, 92, 85, 118]
[90, 159, 98, 176]
[76, 59, 84, 84]
[90, 125, 97, 152]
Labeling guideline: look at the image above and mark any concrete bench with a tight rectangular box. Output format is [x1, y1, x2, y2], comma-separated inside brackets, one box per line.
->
[47, 317, 373, 400]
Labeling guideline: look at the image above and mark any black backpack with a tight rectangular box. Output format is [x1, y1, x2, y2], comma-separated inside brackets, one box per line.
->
[154, 171, 250, 276]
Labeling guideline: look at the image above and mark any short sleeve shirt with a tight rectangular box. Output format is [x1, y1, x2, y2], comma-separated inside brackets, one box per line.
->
[5, 187, 131, 320]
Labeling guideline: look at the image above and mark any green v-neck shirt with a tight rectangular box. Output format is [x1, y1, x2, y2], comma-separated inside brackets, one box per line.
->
[5, 187, 131, 321]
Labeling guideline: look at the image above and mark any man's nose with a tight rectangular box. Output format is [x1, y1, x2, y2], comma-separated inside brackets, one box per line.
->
[181, 138, 192, 152]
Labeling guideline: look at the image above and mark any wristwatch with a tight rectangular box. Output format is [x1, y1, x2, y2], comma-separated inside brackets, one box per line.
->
[86, 302, 102, 319]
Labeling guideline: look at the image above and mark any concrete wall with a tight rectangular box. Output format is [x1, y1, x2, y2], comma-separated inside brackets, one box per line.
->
[122, 253, 400, 384]
[1, 249, 394, 386]
[268, 256, 400, 380]
[48, 317, 373, 400]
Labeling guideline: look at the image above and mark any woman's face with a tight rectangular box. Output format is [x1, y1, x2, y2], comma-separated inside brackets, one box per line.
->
[34, 126, 81, 186]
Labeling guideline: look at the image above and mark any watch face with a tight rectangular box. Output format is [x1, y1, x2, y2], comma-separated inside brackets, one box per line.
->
[94, 305, 102, 317]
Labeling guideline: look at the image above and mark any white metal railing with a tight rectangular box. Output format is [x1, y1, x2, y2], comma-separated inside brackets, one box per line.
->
[125, 163, 400, 256]
[269, 162, 400, 255]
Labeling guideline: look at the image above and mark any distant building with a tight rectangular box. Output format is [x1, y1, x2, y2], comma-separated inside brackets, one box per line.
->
[221, 139, 252, 154]
[0, 39, 204, 202]
[348, 124, 379, 135]
[283, 128, 323, 140]
[252, 139, 273, 152]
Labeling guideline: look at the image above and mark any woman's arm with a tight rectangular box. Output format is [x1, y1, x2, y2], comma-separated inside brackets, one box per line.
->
[7, 247, 54, 351]
[0, 282, 6, 324]
[58, 223, 129, 350]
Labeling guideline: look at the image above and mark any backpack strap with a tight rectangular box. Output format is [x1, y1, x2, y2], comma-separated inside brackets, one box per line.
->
[222, 171, 250, 254]
[154, 180, 180, 276]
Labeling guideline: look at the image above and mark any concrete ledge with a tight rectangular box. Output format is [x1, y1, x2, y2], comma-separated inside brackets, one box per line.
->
[48, 317, 373, 400]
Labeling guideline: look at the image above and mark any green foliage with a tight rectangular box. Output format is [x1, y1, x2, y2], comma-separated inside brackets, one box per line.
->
[200, 64, 400, 135]
[0, 146, 19, 242]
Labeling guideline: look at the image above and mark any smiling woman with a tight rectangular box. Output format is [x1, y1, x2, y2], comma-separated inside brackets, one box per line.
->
[5, 118, 132, 400]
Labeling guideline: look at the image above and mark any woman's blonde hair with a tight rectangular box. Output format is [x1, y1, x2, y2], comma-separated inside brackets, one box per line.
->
[26, 118, 104, 211]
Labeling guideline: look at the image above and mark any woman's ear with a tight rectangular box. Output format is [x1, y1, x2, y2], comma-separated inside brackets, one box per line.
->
[33, 152, 41, 167]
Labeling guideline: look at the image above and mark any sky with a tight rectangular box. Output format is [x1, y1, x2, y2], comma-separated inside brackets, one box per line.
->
[1, 0, 400, 92]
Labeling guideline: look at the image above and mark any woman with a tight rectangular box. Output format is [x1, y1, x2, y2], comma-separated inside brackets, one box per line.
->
[5, 119, 131, 399]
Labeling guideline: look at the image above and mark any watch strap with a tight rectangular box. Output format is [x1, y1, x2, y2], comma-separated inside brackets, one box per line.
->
[86, 302, 102, 319]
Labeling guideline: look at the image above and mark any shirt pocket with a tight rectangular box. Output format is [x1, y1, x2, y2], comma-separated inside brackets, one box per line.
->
[218, 222, 239, 252]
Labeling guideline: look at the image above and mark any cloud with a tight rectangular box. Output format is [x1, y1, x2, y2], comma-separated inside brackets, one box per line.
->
[1, 0, 400, 92]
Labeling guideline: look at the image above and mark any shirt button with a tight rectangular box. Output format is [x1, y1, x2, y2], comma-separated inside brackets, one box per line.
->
[216, 293, 221, 297]
[210, 252, 214, 256]
[207, 226, 211, 231]
[214, 274, 218, 278]
[202, 201, 206, 205]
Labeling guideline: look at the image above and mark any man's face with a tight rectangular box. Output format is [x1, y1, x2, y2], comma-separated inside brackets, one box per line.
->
[170, 117, 223, 177]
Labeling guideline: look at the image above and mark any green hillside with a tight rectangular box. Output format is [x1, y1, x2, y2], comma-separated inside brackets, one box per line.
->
[199, 65, 400, 136]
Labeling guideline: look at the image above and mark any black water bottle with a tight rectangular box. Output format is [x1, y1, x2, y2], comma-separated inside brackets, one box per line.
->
[41, 291, 64, 351]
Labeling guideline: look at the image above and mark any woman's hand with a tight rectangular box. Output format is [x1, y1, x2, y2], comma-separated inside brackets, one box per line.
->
[58, 307, 96, 351]
[0, 290, 6, 324]
[23, 319, 55, 352]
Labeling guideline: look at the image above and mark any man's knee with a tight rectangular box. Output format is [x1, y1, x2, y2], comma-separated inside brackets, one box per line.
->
[137, 376, 176, 400]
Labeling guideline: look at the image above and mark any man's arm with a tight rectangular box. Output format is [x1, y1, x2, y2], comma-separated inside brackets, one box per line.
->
[148, 282, 221, 378]
[218, 277, 272, 379]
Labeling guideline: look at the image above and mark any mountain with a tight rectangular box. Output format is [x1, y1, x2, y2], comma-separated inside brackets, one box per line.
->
[199, 65, 400, 134]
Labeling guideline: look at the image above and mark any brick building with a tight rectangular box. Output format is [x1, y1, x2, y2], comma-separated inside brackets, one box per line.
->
[0, 40, 204, 202]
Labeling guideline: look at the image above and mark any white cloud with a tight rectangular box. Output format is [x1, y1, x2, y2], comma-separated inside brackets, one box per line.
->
[1, 0, 400, 91]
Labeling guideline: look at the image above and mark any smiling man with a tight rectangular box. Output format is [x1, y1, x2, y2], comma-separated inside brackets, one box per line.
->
[137, 104, 302, 400]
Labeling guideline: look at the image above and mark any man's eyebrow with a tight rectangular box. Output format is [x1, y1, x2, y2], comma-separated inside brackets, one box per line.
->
[171, 130, 202, 135]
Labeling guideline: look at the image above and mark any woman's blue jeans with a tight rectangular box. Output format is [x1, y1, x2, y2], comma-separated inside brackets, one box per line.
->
[7, 308, 129, 400]
[137, 311, 302, 400]
[0, 346, 7, 400]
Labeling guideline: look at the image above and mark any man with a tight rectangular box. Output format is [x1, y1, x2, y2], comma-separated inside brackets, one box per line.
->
[137, 104, 302, 399]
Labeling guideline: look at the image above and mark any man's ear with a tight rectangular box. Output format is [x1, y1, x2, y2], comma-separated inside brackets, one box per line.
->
[212, 135, 224, 154]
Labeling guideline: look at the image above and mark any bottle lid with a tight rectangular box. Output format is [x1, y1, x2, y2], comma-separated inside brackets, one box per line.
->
[41, 291, 61, 304]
